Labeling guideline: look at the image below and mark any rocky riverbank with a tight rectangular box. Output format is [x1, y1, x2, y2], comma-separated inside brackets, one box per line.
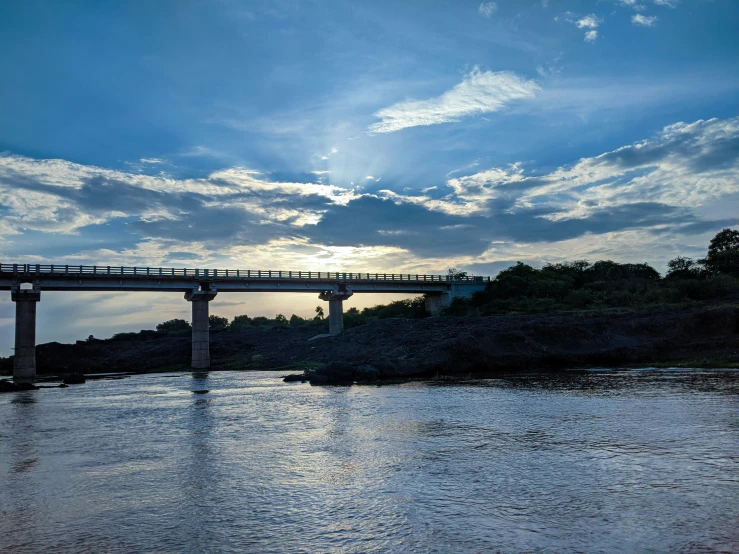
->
[1, 302, 738, 383]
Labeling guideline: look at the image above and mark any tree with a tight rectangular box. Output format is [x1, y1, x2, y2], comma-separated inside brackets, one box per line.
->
[289, 314, 306, 326]
[447, 267, 468, 280]
[702, 228, 739, 276]
[666, 256, 700, 279]
[314, 306, 324, 320]
[156, 319, 191, 333]
[209, 315, 229, 331]
[231, 314, 252, 330]
[275, 314, 288, 326]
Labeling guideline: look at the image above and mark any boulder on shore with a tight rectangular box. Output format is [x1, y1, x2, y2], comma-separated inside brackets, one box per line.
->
[307, 361, 381, 385]
[61, 373, 86, 384]
[0, 379, 40, 392]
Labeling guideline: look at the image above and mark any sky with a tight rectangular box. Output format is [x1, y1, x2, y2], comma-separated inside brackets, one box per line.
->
[1, 0, 738, 353]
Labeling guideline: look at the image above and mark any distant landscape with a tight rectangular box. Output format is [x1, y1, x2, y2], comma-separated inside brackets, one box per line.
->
[3, 229, 737, 379]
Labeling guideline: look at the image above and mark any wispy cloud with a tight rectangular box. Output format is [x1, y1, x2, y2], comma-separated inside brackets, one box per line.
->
[632, 13, 658, 26]
[558, 13, 602, 42]
[653, 0, 678, 6]
[478, 2, 497, 18]
[368, 68, 539, 134]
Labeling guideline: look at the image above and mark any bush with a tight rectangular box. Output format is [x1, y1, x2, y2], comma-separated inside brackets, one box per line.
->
[231, 314, 252, 330]
[209, 315, 229, 331]
[156, 319, 191, 333]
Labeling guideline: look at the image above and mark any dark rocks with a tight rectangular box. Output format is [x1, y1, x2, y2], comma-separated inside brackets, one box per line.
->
[61, 373, 86, 384]
[283, 374, 308, 382]
[192, 389, 209, 394]
[354, 364, 379, 381]
[309, 361, 355, 385]
[307, 361, 380, 385]
[0, 379, 39, 392]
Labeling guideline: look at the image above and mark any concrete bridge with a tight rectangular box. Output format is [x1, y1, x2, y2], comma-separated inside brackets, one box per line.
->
[1, 263, 488, 381]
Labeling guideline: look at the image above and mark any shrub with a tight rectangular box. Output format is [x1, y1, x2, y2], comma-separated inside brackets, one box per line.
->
[156, 319, 191, 333]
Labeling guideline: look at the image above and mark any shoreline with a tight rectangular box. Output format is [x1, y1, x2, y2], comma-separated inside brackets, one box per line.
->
[2, 301, 738, 384]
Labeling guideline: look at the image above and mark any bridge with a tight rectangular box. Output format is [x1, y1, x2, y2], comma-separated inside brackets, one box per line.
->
[1, 263, 489, 382]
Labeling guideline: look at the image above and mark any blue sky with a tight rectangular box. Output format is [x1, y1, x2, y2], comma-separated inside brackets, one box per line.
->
[1, 0, 738, 352]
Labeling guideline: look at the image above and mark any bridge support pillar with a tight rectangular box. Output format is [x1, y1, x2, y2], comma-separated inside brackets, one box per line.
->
[185, 288, 217, 369]
[424, 292, 450, 317]
[319, 286, 353, 335]
[12, 286, 40, 383]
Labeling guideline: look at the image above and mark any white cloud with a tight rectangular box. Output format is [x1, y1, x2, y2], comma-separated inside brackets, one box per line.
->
[632, 13, 658, 26]
[443, 117, 739, 220]
[478, 2, 497, 17]
[576, 14, 601, 29]
[584, 30, 599, 42]
[139, 158, 164, 164]
[653, 0, 677, 6]
[368, 67, 539, 134]
[617, 0, 646, 9]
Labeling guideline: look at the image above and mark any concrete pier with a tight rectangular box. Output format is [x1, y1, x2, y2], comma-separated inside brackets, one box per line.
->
[185, 288, 217, 369]
[319, 286, 353, 335]
[424, 292, 451, 316]
[12, 287, 40, 382]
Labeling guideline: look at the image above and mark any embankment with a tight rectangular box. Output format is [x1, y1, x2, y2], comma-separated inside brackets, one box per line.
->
[1, 303, 737, 379]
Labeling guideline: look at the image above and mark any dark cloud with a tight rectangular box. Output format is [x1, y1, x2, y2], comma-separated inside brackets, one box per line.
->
[300, 196, 708, 257]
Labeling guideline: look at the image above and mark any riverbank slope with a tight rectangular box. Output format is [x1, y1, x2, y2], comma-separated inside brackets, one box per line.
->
[2, 301, 737, 378]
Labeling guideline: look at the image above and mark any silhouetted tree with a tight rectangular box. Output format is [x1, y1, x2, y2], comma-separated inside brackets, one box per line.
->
[666, 256, 701, 279]
[289, 314, 306, 326]
[231, 314, 252, 330]
[447, 267, 468, 280]
[156, 319, 191, 333]
[702, 228, 739, 276]
[315, 306, 324, 320]
[209, 315, 229, 331]
[275, 314, 288, 326]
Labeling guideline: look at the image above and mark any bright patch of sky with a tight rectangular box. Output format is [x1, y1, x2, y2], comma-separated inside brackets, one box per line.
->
[0, 0, 738, 351]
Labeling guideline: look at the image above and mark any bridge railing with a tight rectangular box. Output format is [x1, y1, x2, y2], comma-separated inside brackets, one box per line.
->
[1, 263, 486, 283]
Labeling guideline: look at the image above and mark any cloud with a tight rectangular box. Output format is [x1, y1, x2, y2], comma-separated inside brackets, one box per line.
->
[653, 0, 677, 6]
[576, 14, 601, 29]
[616, 0, 646, 9]
[368, 68, 539, 134]
[632, 13, 658, 26]
[0, 117, 736, 275]
[478, 2, 497, 17]
[559, 13, 601, 42]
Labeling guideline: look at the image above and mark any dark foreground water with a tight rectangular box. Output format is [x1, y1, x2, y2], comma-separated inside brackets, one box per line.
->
[1, 369, 738, 553]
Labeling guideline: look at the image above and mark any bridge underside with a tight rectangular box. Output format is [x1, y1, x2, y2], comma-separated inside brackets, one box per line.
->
[1, 265, 487, 381]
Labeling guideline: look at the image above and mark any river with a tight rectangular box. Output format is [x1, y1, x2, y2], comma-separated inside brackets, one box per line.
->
[1, 369, 738, 553]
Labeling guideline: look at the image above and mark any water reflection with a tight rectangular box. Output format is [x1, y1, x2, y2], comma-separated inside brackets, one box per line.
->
[0, 369, 737, 553]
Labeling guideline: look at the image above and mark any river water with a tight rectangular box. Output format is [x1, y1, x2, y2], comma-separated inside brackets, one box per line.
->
[1, 369, 738, 553]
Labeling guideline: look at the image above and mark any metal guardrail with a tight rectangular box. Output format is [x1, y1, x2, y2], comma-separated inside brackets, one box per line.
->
[0, 263, 486, 283]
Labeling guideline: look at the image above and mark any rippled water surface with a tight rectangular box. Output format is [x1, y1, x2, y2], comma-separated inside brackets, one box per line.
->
[1, 369, 738, 553]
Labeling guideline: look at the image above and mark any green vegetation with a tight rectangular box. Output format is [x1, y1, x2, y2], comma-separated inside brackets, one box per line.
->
[454, 228, 739, 315]
[156, 318, 191, 333]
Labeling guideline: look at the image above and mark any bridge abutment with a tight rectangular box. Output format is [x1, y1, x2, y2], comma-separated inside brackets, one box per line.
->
[319, 286, 353, 335]
[12, 286, 40, 382]
[185, 288, 217, 369]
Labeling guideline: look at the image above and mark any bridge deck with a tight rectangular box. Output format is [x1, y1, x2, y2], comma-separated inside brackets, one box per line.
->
[0, 263, 488, 294]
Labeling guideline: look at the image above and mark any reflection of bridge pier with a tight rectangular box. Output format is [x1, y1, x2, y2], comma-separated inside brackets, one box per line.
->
[1, 263, 489, 380]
